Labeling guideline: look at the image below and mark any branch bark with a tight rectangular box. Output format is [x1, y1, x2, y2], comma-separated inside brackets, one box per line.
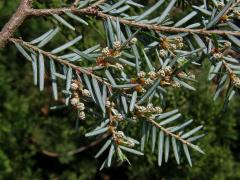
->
[27, 8, 240, 37]
[1, 0, 240, 48]
[0, 0, 32, 48]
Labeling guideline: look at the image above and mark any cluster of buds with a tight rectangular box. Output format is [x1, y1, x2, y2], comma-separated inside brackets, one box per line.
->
[130, 37, 138, 45]
[115, 63, 124, 71]
[105, 100, 115, 108]
[177, 71, 195, 80]
[171, 81, 181, 88]
[71, 81, 91, 98]
[232, 75, 240, 88]
[213, 52, 223, 59]
[158, 66, 182, 88]
[159, 49, 168, 57]
[115, 131, 125, 138]
[133, 66, 182, 90]
[233, 10, 240, 19]
[70, 81, 91, 120]
[113, 41, 122, 50]
[211, 41, 232, 60]
[211, 46, 225, 60]
[217, 2, 225, 8]
[134, 71, 148, 90]
[70, 96, 85, 120]
[114, 131, 136, 147]
[130, 76, 147, 93]
[101, 42, 122, 58]
[137, 71, 146, 78]
[112, 113, 124, 121]
[219, 14, 230, 23]
[135, 103, 162, 115]
[101, 47, 111, 56]
[224, 41, 232, 48]
[159, 36, 184, 57]
[97, 42, 124, 71]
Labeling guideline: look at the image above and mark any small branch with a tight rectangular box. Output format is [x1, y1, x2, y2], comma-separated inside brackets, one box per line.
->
[1, 1, 240, 48]
[28, 8, 240, 37]
[67, 132, 109, 155]
[222, 60, 236, 81]
[149, 119, 191, 145]
[41, 132, 109, 157]
[0, 0, 32, 48]
[10, 38, 112, 88]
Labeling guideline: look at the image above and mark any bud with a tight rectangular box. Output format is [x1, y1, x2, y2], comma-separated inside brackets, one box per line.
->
[82, 89, 91, 97]
[116, 131, 125, 138]
[130, 37, 138, 44]
[145, 78, 154, 85]
[224, 41, 231, 48]
[157, 69, 166, 77]
[72, 92, 79, 98]
[71, 82, 79, 91]
[172, 81, 181, 88]
[113, 41, 121, 50]
[136, 105, 146, 113]
[155, 107, 162, 113]
[70, 97, 79, 106]
[164, 66, 172, 74]
[127, 139, 135, 147]
[77, 102, 85, 111]
[115, 63, 124, 70]
[159, 49, 167, 57]
[78, 111, 85, 120]
[218, 2, 225, 8]
[114, 114, 123, 121]
[178, 42, 184, 49]
[102, 47, 110, 56]
[147, 103, 154, 111]
[140, 88, 146, 93]
[111, 102, 115, 107]
[106, 100, 111, 107]
[175, 36, 183, 43]
[170, 44, 177, 50]
[213, 53, 223, 59]
[233, 10, 240, 16]
[137, 71, 146, 78]
[232, 77, 240, 88]
[148, 71, 157, 79]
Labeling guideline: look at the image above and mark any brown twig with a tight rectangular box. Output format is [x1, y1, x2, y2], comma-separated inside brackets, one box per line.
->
[10, 38, 112, 88]
[67, 132, 110, 156]
[149, 119, 191, 145]
[1, 0, 240, 48]
[41, 132, 109, 157]
[0, 0, 32, 48]
[27, 8, 240, 36]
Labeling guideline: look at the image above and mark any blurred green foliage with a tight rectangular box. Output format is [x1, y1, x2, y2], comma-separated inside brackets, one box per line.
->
[0, 0, 240, 179]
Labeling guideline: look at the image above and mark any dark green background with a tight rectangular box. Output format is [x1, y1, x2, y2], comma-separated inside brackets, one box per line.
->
[0, 0, 240, 179]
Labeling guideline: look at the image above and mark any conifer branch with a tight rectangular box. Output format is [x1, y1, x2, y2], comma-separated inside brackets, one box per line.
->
[10, 38, 112, 88]
[1, 0, 240, 48]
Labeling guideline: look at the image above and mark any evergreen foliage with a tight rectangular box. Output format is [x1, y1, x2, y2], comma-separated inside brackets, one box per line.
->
[0, 0, 240, 179]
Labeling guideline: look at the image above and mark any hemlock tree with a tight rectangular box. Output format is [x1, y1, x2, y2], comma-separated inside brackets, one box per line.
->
[0, 0, 239, 170]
